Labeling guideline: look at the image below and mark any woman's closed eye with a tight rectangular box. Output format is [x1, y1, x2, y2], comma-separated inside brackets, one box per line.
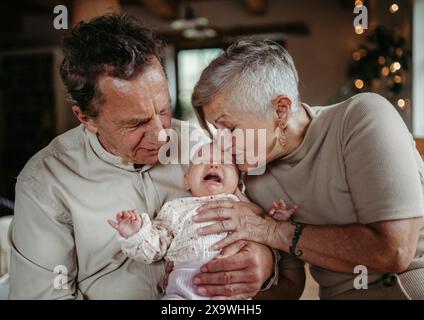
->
[225, 121, 237, 132]
[220, 122, 236, 132]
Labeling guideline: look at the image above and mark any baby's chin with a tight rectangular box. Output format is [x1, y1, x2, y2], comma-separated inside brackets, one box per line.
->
[191, 184, 228, 197]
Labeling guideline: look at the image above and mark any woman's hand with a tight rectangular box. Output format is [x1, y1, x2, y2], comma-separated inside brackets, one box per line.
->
[193, 199, 292, 250]
[162, 261, 174, 291]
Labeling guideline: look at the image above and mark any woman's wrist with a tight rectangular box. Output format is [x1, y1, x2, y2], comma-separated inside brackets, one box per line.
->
[267, 219, 295, 252]
[271, 221, 295, 253]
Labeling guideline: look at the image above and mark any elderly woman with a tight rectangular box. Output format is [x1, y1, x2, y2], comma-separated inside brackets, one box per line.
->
[191, 39, 424, 299]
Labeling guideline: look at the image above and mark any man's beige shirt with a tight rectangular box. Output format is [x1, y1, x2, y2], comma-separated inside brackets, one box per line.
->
[8, 119, 200, 299]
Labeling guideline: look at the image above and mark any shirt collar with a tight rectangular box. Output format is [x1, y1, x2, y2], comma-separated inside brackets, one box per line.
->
[86, 127, 154, 172]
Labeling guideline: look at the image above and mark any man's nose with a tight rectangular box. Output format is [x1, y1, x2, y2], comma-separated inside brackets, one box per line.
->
[148, 115, 165, 142]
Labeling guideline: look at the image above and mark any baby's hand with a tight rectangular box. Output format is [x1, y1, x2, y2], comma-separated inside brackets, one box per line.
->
[268, 199, 298, 221]
[107, 209, 142, 239]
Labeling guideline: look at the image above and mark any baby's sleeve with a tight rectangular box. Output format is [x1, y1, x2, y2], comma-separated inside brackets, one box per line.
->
[118, 208, 175, 264]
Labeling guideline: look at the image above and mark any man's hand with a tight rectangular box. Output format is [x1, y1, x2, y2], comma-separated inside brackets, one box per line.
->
[192, 241, 275, 299]
[107, 209, 142, 239]
[162, 261, 174, 291]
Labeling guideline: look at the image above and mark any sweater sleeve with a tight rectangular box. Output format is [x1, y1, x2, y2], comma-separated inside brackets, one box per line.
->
[342, 93, 424, 224]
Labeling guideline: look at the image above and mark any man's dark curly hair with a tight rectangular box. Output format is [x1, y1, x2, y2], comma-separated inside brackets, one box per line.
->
[60, 14, 164, 118]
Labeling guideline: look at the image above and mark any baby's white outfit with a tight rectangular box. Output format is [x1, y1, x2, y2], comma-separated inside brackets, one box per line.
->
[118, 193, 239, 300]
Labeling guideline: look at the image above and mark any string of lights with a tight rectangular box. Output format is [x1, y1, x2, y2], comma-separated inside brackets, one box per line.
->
[349, 1, 410, 111]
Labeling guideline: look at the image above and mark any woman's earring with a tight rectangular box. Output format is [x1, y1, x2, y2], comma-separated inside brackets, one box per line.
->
[278, 132, 287, 149]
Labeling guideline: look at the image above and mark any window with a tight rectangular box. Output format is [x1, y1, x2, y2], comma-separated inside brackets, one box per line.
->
[175, 48, 223, 121]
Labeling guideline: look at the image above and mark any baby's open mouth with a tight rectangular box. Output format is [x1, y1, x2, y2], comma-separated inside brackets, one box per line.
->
[203, 172, 222, 184]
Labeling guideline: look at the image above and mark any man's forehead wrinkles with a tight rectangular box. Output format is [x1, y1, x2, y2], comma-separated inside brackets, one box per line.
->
[110, 78, 132, 92]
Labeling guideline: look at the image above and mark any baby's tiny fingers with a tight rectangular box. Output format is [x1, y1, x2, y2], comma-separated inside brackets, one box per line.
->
[116, 211, 124, 221]
[123, 211, 131, 220]
[135, 213, 142, 223]
[272, 208, 296, 221]
[107, 219, 119, 229]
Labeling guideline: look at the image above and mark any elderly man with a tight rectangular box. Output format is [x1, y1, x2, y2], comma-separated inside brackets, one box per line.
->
[7, 14, 277, 299]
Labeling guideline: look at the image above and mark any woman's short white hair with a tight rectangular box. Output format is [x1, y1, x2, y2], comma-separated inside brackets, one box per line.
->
[192, 39, 300, 119]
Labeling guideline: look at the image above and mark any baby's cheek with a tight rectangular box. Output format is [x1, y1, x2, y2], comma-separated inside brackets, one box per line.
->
[224, 176, 239, 193]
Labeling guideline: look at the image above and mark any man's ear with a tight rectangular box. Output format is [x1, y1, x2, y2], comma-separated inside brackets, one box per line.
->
[273, 96, 293, 130]
[72, 106, 99, 134]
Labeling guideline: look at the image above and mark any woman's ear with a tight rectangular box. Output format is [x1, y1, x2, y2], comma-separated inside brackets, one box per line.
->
[183, 174, 190, 191]
[273, 96, 293, 130]
[72, 106, 99, 134]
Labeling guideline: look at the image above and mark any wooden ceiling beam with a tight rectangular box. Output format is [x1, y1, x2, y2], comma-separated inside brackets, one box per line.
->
[71, 0, 121, 26]
[159, 21, 310, 45]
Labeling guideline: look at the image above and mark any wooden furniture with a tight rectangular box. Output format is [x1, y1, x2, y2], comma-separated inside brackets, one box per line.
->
[0, 48, 75, 214]
[415, 138, 424, 159]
